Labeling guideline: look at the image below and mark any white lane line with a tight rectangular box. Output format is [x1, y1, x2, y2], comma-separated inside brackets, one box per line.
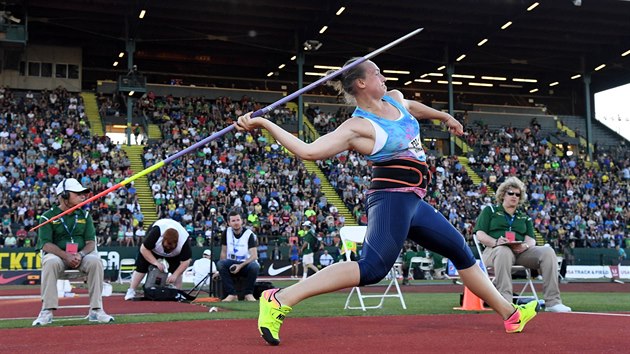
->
[567, 311, 630, 317]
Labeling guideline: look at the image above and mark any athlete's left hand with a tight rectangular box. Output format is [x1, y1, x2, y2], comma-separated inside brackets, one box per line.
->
[235, 112, 265, 132]
[445, 116, 464, 136]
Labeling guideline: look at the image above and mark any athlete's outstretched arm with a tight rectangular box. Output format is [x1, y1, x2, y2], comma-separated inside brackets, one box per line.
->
[235, 113, 371, 160]
[388, 89, 463, 136]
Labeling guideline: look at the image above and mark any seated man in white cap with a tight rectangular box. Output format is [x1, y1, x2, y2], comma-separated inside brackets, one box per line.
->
[33, 178, 114, 326]
[192, 249, 219, 286]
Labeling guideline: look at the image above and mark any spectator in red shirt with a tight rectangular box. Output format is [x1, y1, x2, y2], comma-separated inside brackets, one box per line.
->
[47, 165, 59, 177]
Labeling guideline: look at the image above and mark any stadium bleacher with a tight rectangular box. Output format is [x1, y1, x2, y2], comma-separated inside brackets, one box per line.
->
[0, 85, 627, 267]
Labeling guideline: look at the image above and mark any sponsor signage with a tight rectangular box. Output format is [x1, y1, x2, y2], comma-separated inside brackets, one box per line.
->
[0, 248, 299, 285]
[0, 249, 122, 271]
[261, 260, 293, 276]
[0, 247, 214, 271]
[0, 250, 41, 270]
[0, 271, 40, 285]
[566, 265, 630, 279]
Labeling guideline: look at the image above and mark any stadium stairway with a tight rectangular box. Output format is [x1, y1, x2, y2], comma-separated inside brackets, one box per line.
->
[556, 120, 594, 153]
[147, 123, 162, 140]
[120, 144, 159, 227]
[429, 119, 474, 154]
[300, 116, 359, 225]
[81, 92, 104, 136]
[260, 128, 294, 156]
[546, 141, 564, 157]
[457, 156, 489, 192]
[301, 160, 357, 226]
[260, 128, 278, 145]
[555, 120, 599, 168]
[262, 110, 358, 225]
[262, 132, 357, 225]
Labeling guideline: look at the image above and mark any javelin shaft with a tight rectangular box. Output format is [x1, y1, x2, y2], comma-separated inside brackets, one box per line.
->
[30, 161, 166, 232]
[30, 27, 423, 232]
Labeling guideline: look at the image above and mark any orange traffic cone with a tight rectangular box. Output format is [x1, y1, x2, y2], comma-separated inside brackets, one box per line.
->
[454, 286, 492, 311]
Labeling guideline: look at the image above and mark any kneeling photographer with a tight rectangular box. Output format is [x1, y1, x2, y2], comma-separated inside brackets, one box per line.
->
[217, 210, 259, 302]
[124, 219, 192, 300]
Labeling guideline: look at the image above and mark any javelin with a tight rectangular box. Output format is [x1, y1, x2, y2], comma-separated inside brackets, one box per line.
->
[30, 27, 424, 232]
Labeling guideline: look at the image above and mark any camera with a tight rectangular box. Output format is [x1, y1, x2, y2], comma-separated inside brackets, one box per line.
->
[230, 265, 238, 272]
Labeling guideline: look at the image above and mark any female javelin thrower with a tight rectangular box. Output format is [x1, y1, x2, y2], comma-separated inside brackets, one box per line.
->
[235, 58, 538, 346]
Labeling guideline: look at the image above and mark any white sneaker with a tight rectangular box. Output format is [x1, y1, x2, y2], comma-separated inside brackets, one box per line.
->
[124, 288, 136, 300]
[32, 309, 53, 326]
[88, 309, 114, 323]
[545, 303, 572, 313]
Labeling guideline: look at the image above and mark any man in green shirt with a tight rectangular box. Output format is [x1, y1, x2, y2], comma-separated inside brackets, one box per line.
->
[400, 242, 417, 285]
[32, 178, 114, 326]
[300, 221, 319, 279]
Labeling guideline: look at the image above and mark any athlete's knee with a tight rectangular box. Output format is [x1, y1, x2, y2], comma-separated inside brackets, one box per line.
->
[358, 260, 390, 286]
[447, 246, 476, 270]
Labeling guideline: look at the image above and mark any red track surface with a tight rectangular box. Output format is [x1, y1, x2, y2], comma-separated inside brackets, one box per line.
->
[2, 313, 629, 353]
[2, 283, 629, 353]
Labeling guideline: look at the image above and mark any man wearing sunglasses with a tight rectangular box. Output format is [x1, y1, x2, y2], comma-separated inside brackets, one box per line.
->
[474, 177, 571, 313]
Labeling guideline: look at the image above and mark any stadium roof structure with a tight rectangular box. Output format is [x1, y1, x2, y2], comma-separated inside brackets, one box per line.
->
[5, 0, 630, 107]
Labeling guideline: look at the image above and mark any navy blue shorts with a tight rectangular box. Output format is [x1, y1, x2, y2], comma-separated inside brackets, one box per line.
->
[357, 191, 475, 286]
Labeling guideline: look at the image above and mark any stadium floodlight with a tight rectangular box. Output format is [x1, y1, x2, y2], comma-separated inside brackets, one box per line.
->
[303, 40, 322, 51]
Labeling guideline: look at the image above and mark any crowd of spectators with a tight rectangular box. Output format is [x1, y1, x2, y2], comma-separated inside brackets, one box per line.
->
[110, 91, 628, 262]
[307, 106, 351, 135]
[0, 86, 142, 249]
[2, 85, 627, 266]
[314, 107, 628, 256]
[460, 119, 628, 251]
[135, 93, 347, 261]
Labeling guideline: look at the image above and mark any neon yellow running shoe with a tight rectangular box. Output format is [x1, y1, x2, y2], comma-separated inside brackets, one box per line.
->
[504, 300, 539, 333]
[258, 288, 292, 345]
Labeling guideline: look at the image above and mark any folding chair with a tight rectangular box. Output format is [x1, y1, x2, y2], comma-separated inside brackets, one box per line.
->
[391, 255, 403, 280]
[472, 234, 538, 303]
[409, 256, 434, 280]
[340, 226, 407, 311]
[556, 255, 566, 283]
[118, 258, 136, 284]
